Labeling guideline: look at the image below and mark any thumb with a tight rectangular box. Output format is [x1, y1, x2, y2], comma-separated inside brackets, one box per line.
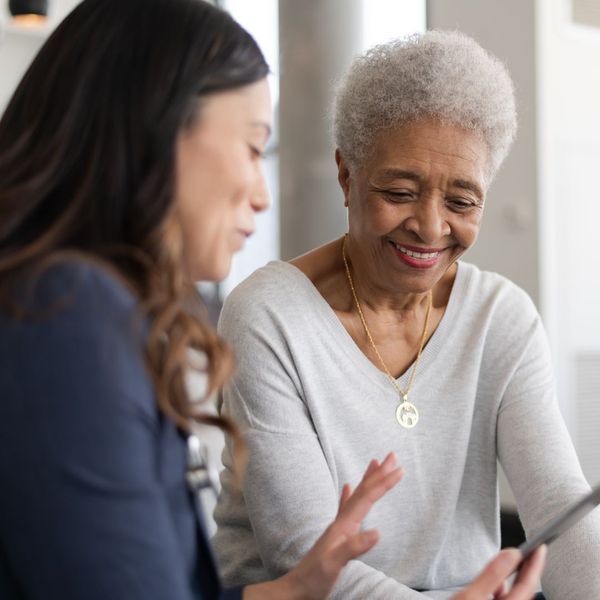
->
[461, 549, 521, 598]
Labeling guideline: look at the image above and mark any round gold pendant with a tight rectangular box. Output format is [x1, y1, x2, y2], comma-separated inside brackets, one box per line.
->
[396, 401, 419, 428]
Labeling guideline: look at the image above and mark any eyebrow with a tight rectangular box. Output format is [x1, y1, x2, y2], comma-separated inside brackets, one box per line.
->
[374, 169, 484, 200]
[453, 179, 484, 201]
[375, 168, 421, 183]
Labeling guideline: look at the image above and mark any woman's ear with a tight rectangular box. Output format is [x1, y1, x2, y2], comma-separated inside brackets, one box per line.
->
[335, 148, 351, 207]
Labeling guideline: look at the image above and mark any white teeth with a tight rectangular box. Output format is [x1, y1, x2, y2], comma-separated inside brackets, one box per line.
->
[393, 242, 439, 260]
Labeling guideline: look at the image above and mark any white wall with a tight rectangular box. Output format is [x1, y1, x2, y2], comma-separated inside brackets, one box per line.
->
[538, 0, 600, 485]
[0, 0, 82, 114]
[0, 24, 45, 113]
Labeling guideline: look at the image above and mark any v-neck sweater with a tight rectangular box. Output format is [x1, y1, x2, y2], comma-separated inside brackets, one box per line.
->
[213, 260, 600, 599]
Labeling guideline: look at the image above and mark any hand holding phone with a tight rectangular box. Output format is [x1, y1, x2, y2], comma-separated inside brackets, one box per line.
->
[453, 545, 547, 600]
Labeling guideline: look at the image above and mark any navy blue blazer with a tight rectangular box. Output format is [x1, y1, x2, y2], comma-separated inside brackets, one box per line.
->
[0, 263, 241, 599]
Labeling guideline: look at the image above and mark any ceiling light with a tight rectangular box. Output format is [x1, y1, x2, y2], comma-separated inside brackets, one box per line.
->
[8, 0, 48, 25]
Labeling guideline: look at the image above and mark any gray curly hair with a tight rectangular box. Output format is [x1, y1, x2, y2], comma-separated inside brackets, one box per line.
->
[333, 30, 517, 183]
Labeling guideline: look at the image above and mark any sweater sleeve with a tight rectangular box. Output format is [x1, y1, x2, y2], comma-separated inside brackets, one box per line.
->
[215, 291, 433, 599]
[497, 316, 600, 599]
[0, 265, 223, 600]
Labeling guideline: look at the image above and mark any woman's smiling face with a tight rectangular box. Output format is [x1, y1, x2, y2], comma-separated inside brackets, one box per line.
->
[339, 118, 489, 294]
[174, 78, 272, 282]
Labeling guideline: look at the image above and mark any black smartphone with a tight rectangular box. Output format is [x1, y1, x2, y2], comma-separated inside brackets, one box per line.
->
[518, 482, 600, 558]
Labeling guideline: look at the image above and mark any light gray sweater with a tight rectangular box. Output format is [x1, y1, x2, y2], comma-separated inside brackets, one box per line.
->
[213, 260, 600, 599]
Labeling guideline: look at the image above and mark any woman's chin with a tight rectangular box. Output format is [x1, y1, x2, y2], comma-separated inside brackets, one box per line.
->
[188, 256, 232, 284]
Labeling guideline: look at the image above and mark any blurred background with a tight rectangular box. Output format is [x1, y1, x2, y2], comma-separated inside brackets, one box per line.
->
[2, 0, 599, 540]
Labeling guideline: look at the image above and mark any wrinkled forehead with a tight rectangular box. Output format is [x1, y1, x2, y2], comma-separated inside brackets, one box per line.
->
[357, 118, 491, 191]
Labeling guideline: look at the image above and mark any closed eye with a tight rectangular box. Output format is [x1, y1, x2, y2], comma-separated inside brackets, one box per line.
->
[382, 190, 416, 202]
[446, 197, 479, 212]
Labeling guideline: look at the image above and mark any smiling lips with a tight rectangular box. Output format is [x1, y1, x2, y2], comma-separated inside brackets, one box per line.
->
[388, 239, 444, 268]
[232, 229, 254, 250]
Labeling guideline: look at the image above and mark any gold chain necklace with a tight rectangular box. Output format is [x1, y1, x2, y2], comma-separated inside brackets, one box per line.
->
[342, 235, 432, 429]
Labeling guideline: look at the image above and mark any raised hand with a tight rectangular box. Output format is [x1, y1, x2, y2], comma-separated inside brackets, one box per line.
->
[244, 452, 403, 600]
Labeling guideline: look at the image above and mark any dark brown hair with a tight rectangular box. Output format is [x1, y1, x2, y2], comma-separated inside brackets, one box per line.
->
[0, 0, 269, 438]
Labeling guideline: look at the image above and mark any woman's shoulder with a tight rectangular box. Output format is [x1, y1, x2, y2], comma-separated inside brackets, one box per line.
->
[457, 260, 538, 318]
[449, 262, 545, 368]
[220, 260, 317, 324]
[0, 259, 154, 423]
[1, 259, 139, 331]
[222, 239, 344, 320]
[230, 259, 306, 293]
[0, 258, 144, 371]
[20, 258, 136, 311]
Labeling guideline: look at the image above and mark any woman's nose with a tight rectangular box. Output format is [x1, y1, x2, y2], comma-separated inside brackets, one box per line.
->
[250, 169, 270, 213]
[403, 196, 450, 243]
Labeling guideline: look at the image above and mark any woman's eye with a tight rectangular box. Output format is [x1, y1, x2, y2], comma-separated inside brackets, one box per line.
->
[447, 198, 475, 211]
[384, 191, 414, 202]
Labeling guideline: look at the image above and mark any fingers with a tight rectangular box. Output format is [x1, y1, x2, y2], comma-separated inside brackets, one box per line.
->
[455, 549, 522, 599]
[337, 483, 352, 515]
[343, 456, 402, 513]
[379, 451, 396, 472]
[333, 454, 403, 534]
[492, 580, 507, 599]
[453, 546, 546, 600]
[337, 457, 380, 514]
[362, 459, 380, 480]
[356, 453, 403, 503]
[327, 529, 380, 570]
[507, 545, 546, 599]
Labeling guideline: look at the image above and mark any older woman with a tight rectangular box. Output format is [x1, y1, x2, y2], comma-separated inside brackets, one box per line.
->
[213, 31, 600, 598]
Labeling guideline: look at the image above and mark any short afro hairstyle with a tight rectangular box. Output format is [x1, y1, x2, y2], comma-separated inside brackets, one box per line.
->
[333, 30, 517, 183]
